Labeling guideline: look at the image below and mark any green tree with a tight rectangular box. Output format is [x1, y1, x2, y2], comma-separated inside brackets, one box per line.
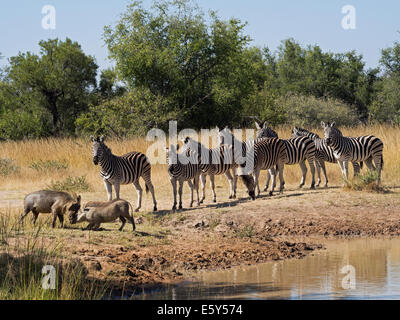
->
[103, 0, 254, 129]
[6, 38, 98, 135]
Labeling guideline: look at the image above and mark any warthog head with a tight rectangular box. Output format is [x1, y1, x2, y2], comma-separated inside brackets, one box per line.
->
[90, 135, 108, 165]
[67, 195, 82, 224]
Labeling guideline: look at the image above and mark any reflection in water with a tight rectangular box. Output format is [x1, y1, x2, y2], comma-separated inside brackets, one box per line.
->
[135, 239, 400, 300]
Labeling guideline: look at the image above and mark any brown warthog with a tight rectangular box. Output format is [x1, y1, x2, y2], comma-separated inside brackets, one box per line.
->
[72, 199, 135, 232]
[20, 190, 81, 228]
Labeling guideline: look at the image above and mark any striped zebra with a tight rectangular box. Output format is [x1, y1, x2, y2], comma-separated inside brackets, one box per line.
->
[91, 136, 157, 212]
[165, 144, 201, 211]
[291, 127, 362, 187]
[255, 123, 316, 190]
[218, 127, 286, 197]
[181, 137, 256, 202]
[322, 122, 384, 184]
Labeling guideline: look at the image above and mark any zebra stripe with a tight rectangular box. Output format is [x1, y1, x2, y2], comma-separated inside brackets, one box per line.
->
[181, 137, 239, 202]
[256, 125, 316, 190]
[91, 136, 157, 212]
[218, 128, 286, 197]
[322, 121, 384, 183]
[166, 146, 201, 210]
[291, 127, 362, 187]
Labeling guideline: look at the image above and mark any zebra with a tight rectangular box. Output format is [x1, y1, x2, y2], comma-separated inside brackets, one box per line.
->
[218, 127, 286, 197]
[91, 136, 157, 212]
[322, 121, 384, 184]
[291, 126, 362, 187]
[165, 144, 201, 211]
[255, 123, 316, 191]
[181, 136, 256, 202]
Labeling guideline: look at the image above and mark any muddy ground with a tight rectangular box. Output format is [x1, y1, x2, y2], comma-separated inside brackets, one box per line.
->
[1, 186, 400, 295]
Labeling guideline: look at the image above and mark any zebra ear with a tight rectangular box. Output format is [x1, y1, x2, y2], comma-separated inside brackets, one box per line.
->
[90, 136, 95, 142]
[263, 122, 268, 129]
[76, 195, 81, 204]
[99, 135, 106, 142]
[255, 122, 261, 130]
[321, 121, 326, 128]
[330, 121, 336, 127]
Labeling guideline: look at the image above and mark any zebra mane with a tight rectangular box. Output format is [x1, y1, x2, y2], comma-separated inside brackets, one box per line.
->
[295, 127, 321, 139]
[100, 142, 112, 155]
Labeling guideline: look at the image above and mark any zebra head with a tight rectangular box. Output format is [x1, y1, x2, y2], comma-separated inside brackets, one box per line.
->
[255, 121, 278, 139]
[321, 121, 340, 146]
[91, 135, 108, 165]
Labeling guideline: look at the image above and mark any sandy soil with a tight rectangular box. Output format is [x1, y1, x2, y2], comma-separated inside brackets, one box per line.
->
[1, 186, 400, 293]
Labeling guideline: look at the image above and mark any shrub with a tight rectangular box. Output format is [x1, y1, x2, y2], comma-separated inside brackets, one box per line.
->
[30, 160, 69, 172]
[0, 158, 19, 176]
[47, 176, 91, 192]
[278, 93, 359, 127]
[344, 171, 388, 193]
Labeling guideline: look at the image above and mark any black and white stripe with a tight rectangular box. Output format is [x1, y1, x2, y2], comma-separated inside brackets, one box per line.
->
[181, 137, 239, 203]
[218, 128, 286, 196]
[322, 121, 384, 183]
[91, 136, 157, 212]
[166, 145, 201, 210]
[256, 124, 316, 190]
[291, 127, 362, 187]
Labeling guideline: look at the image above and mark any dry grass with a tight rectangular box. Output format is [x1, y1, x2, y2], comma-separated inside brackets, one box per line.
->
[0, 125, 398, 208]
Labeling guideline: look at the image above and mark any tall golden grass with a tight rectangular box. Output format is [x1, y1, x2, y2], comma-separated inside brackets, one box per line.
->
[0, 125, 398, 204]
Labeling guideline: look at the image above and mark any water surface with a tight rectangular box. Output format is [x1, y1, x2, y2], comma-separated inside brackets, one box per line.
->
[135, 238, 400, 300]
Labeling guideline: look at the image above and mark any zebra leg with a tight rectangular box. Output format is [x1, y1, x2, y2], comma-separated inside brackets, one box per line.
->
[232, 169, 238, 199]
[209, 174, 217, 203]
[352, 162, 362, 177]
[253, 168, 261, 197]
[224, 170, 235, 199]
[170, 178, 177, 211]
[277, 163, 285, 194]
[298, 161, 307, 188]
[144, 178, 157, 212]
[320, 160, 329, 188]
[315, 160, 322, 187]
[337, 160, 347, 183]
[269, 167, 277, 196]
[264, 171, 271, 192]
[178, 180, 184, 210]
[307, 158, 316, 189]
[374, 155, 383, 185]
[103, 180, 113, 201]
[365, 157, 376, 171]
[200, 174, 206, 204]
[194, 175, 200, 206]
[187, 179, 194, 208]
[114, 183, 121, 200]
[132, 180, 143, 212]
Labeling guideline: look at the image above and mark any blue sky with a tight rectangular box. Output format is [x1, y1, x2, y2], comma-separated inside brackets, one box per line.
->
[1, 0, 399, 71]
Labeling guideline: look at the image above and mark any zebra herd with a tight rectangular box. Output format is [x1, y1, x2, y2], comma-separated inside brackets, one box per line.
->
[90, 121, 384, 212]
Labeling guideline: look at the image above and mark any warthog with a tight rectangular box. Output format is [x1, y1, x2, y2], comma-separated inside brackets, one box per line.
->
[72, 199, 136, 232]
[20, 190, 81, 228]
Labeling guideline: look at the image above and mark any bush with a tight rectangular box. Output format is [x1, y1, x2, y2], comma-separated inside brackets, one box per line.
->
[278, 93, 359, 127]
[47, 176, 91, 192]
[30, 160, 69, 172]
[0, 158, 19, 176]
[344, 171, 388, 193]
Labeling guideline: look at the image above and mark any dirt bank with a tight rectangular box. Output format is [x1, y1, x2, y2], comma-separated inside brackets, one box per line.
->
[1, 186, 400, 294]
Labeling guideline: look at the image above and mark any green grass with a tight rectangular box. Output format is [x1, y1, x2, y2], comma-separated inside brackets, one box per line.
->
[29, 160, 69, 172]
[344, 171, 388, 193]
[232, 224, 255, 239]
[0, 211, 108, 300]
[46, 175, 92, 193]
